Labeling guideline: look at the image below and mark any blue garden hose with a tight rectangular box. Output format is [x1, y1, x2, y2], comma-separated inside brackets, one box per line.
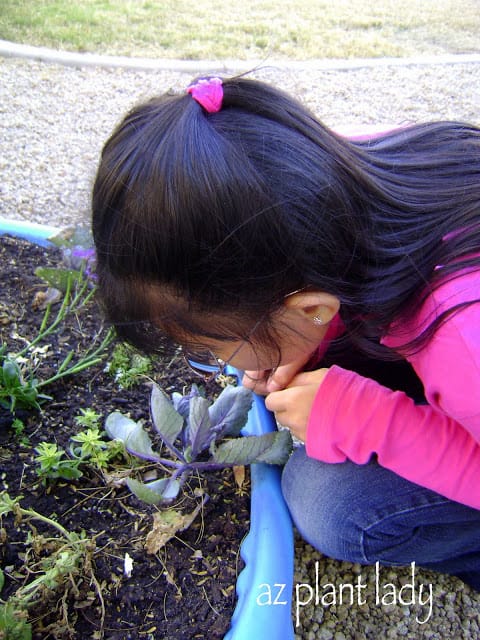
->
[224, 368, 295, 640]
[0, 217, 59, 247]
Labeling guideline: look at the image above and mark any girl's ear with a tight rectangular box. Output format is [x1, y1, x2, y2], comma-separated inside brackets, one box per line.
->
[283, 290, 341, 326]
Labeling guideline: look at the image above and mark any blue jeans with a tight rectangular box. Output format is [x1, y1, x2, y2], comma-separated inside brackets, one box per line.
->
[282, 447, 480, 590]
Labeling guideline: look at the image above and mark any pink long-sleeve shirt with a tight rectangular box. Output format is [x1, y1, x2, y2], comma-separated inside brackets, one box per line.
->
[306, 266, 480, 509]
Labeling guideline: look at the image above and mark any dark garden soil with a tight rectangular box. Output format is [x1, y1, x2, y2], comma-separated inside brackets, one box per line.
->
[0, 235, 250, 640]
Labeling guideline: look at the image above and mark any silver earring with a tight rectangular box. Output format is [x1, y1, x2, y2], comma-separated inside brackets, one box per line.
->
[313, 316, 323, 325]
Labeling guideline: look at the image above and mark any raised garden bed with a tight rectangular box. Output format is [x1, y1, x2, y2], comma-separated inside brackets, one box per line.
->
[0, 224, 295, 640]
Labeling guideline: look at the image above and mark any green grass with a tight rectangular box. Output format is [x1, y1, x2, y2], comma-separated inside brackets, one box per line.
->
[0, 0, 479, 60]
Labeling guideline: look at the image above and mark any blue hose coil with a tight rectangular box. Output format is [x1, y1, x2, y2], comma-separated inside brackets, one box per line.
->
[224, 369, 295, 640]
[0, 218, 59, 247]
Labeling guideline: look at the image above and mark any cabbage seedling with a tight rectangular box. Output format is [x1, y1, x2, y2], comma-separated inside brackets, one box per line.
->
[106, 383, 292, 504]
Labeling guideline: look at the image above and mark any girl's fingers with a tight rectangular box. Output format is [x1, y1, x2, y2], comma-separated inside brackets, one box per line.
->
[265, 387, 309, 441]
[264, 386, 296, 413]
[243, 354, 318, 394]
[265, 359, 306, 391]
[265, 369, 330, 438]
[242, 370, 271, 394]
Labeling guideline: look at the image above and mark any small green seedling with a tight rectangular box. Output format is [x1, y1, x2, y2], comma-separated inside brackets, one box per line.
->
[106, 382, 293, 504]
[34, 412, 126, 484]
[74, 408, 102, 429]
[0, 347, 49, 413]
[69, 426, 124, 470]
[105, 343, 152, 389]
[34, 442, 83, 483]
[11, 418, 30, 446]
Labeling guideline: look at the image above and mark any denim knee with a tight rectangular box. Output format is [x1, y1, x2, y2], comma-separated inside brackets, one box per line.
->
[281, 446, 480, 574]
[281, 446, 370, 563]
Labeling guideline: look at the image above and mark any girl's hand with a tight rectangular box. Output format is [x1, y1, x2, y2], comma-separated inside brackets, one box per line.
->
[242, 353, 318, 395]
[265, 368, 329, 442]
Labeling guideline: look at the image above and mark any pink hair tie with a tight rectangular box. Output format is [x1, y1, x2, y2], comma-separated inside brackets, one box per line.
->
[187, 77, 223, 113]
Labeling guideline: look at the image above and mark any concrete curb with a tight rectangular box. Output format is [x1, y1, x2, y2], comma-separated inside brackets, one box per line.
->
[1, 39, 480, 73]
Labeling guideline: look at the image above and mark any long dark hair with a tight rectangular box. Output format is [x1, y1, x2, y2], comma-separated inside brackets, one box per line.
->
[91, 76, 480, 359]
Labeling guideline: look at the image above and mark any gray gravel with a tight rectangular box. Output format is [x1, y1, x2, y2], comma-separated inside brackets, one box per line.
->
[1, 57, 479, 229]
[1, 54, 480, 638]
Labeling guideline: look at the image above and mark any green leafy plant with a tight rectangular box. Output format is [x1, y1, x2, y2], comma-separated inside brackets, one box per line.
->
[10, 418, 30, 447]
[69, 425, 124, 470]
[105, 342, 152, 389]
[0, 598, 31, 640]
[74, 407, 102, 429]
[34, 415, 126, 484]
[34, 441, 83, 483]
[0, 492, 98, 639]
[106, 382, 293, 504]
[0, 345, 49, 413]
[0, 235, 114, 417]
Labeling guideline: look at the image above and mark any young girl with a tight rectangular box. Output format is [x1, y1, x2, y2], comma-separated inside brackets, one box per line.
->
[92, 76, 480, 590]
